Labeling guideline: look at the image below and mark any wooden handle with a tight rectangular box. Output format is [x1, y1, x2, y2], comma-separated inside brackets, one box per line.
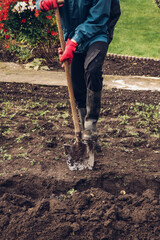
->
[55, 6, 81, 141]
[57, 0, 64, 4]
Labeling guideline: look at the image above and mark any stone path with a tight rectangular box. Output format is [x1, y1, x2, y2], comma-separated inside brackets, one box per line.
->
[0, 61, 160, 91]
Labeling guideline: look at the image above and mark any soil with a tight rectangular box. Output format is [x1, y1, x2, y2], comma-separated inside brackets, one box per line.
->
[0, 79, 160, 239]
[103, 56, 160, 77]
[47, 54, 160, 78]
[1, 46, 160, 77]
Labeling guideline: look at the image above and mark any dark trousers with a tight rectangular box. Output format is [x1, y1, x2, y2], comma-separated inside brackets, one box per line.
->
[71, 41, 108, 109]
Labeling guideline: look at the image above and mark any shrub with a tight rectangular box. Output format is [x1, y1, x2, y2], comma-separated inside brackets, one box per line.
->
[0, 0, 59, 63]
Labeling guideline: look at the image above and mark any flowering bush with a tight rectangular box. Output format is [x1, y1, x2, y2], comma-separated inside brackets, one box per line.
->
[0, 0, 58, 51]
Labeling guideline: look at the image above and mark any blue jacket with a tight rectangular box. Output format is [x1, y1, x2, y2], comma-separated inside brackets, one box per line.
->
[36, 0, 121, 53]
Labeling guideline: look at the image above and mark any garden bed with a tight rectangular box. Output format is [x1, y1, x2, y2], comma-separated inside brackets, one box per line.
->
[0, 82, 160, 239]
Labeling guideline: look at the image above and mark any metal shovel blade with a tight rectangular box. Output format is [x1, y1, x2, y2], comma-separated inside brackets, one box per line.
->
[64, 141, 95, 170]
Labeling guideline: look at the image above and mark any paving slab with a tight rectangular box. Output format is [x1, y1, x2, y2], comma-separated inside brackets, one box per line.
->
[0, 61, 160, 91]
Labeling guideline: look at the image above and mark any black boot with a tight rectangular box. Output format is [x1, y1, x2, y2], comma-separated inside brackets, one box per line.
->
[83, 89, 101, 142]
[78, 108, 86, 130]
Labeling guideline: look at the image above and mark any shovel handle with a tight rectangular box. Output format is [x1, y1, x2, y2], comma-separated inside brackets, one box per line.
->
[57, 0, 64, 4]
[55, 6, 81, 141]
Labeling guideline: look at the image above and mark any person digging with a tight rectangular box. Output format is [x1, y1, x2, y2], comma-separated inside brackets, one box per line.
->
[36, 0, 121, 152]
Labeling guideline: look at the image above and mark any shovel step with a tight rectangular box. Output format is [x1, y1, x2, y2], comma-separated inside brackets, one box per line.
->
[64, 141, 95, 170]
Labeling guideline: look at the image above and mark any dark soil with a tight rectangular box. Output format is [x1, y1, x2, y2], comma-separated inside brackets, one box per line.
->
[1, 46, 160, 77]
[0, 81, 160, 240]
[103, 56, 160, 77]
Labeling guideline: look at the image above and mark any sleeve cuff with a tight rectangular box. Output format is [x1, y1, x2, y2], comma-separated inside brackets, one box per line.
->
[72, 33, 83, 45]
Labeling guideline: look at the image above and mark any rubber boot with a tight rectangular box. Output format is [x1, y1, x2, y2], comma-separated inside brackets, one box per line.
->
[78, 108, 86, 130]
[83, 89, 101, 142]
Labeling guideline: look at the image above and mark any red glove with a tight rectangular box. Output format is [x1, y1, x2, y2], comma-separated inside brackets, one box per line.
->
[40, 0, 57, 11]
[60, 39, 78, 64]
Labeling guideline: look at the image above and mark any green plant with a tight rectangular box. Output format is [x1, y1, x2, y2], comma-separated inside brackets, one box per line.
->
[119, 114, 130, 125]
[30, 159, 35, 166]
[6, 43, 32, 62]
[55, 101, 68, 110]
[67, 188, 77, 196]
[16, 135, 24, 143]
[0, 147, 12, 161]
[136, 158, 142, 163]
[131, 102, 160, 133]
[0, 173, 5, 176]
[2, 127, 11, 136]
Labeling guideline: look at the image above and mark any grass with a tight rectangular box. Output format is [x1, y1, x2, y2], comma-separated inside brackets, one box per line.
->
[108, 0, 160, 59]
